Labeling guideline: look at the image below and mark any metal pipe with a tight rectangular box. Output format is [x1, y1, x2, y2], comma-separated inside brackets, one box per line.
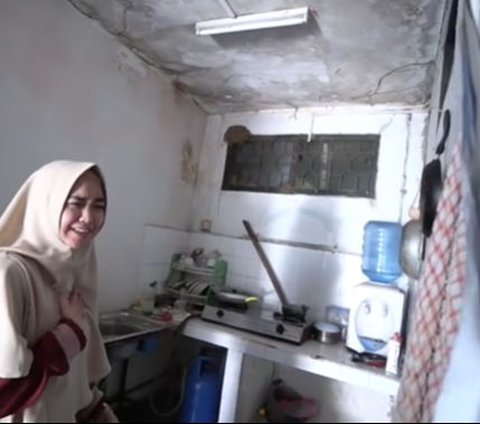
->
[242, 220, 289, 305]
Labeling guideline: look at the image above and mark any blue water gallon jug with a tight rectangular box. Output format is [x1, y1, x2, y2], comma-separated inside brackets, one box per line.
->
[361, 221, 402, 283]
[179, 353, 223, 423]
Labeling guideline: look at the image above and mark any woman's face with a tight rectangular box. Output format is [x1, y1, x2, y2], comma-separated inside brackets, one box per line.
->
[59, 170, 106, 249]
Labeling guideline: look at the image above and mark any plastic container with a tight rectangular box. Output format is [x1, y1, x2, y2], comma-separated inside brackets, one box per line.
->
[361, 221, 402, 283]
[179, 353, 223, 423]
[263, 379, 318, 423]
[385, 332, 402, 376]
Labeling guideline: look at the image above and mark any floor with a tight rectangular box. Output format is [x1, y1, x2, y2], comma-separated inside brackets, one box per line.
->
[114, 398, 180, 423]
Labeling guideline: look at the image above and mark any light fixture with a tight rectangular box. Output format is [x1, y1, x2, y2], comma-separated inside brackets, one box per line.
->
[195, 7, 309, 36]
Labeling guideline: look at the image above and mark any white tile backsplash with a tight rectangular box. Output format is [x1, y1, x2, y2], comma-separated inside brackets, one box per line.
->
[140, 225, 368, 322]
[141, 225, 189, 265]
[137, 264, 170, 290]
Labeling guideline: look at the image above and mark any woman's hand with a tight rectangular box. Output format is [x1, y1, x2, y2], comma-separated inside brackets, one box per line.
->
[59, 291, 85, 327]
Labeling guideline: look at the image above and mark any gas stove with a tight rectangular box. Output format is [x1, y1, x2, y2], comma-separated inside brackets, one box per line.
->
[201, 303, 313, 344]
[202, 220, 314, 344]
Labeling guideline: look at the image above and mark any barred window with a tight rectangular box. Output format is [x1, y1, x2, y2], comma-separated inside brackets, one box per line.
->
[222, 134, 379, 198]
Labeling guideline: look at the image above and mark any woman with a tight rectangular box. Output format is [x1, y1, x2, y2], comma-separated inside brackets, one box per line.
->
[0, 160, 117, 422]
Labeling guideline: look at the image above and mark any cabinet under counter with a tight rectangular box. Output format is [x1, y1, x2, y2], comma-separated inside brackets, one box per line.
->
[181, 318, 399, 422]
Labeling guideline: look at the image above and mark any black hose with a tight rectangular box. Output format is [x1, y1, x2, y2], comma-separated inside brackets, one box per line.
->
[147, 364, 189, 418]
[145, 317, 197, 418]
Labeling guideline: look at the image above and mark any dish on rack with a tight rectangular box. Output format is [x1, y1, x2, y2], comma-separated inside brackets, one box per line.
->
[167, 279, 210, 305]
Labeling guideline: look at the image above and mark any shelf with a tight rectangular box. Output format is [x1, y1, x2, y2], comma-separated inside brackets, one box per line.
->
[165, 287, 208, 305]
[182, 317, 400, 397]
[165, 254, 228, 309]
[171, 262, 216, 276]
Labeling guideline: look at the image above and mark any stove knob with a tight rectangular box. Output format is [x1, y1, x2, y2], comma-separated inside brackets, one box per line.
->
[216, 309, 224, 318]
[276, 324, 285, 335]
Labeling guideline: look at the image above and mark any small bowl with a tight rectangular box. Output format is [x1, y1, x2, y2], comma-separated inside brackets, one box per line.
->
[314, 321, 342, 344]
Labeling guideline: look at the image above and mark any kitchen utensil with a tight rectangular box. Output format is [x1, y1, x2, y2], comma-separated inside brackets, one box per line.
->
[242, 220, 308, 323]
[314, 321, 342, 344]
[400, 219, 424, 279]
[215, 290, 258, 305]
[419, 109, 450, 237]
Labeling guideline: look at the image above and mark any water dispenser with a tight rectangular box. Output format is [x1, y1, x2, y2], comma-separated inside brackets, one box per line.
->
[361, 221, 402, 283]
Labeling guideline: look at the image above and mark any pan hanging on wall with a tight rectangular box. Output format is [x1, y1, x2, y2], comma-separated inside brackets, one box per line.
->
[419, 109, 451, 239]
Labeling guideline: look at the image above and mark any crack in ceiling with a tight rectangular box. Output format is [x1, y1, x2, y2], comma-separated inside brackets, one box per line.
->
[67, 0, 448, 114]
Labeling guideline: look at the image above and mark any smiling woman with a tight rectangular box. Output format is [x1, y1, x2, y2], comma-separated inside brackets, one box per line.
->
[59, 169, 107, 249]
[0, 160, 117, 422]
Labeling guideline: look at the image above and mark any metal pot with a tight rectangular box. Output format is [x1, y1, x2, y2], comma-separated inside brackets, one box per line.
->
[400, 219, 424, 279]
[314, 322, 342, 344]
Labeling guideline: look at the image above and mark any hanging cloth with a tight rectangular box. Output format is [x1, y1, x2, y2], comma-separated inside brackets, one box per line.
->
[393, 141, 466, 422]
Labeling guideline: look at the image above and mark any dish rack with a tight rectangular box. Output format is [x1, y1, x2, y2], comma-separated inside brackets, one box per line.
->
[164, 253, 228, 307]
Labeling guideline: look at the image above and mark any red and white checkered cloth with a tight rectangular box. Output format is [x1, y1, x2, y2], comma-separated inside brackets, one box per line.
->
[394, 143, 466, 422]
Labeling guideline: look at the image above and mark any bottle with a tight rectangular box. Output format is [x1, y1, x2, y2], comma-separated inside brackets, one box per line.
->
[141, 281, 158, 315]
[385, 332, 402, 376]
[362, 221, 402, 283]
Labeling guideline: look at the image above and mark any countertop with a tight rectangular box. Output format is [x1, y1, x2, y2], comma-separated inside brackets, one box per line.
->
[182, 317, 400, 397]
[101, 307, 400, 396]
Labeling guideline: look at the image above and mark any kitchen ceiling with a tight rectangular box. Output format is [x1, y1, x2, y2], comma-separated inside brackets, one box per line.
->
[67, 0, 449, 114]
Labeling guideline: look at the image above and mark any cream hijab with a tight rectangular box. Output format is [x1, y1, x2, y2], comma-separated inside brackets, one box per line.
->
[0, 160, 111, 420]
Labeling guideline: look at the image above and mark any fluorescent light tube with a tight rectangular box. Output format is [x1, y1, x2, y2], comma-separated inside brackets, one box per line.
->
[195, 7, 309, 36]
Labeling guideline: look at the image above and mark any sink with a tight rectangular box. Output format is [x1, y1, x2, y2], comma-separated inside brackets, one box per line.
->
[99, 310, 167, 344]
[99, 310, 168, 362]
[99, 321, 145, 337]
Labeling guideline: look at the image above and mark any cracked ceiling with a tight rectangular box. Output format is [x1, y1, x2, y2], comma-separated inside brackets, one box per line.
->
[67, 0, 448, 114]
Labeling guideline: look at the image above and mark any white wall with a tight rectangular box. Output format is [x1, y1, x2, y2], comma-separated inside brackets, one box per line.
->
[0, 0, 207, 311]
[470, 0, 480, 31]
[193, 107, 425, 313]
[236, 355, 393, 423]
[143, 106, 426, 321]
[193, 108, 426, 245]
[0, 0, 427, 318]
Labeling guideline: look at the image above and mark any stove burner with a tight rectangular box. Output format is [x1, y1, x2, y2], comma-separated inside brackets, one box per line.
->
[217, 301, 249, 312]
[273, 311, 306, 325]
[201, 304, 313, 344]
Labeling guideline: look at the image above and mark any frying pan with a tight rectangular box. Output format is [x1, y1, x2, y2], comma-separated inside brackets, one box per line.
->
[214, 289, 258, 305]
[419, 109, 450, 238]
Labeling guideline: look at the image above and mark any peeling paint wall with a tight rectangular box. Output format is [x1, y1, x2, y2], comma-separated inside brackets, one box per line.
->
[180, 139, 198, 186]
[0, 0, 207, 311]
